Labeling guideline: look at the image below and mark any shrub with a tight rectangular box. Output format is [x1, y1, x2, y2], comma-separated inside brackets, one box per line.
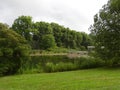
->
[44, 62, 76, 72]
[0, 29, 30, 76]
[44, 62, 55, 72]
[74, 57, 105, 69]
[53, 62, 75, 72]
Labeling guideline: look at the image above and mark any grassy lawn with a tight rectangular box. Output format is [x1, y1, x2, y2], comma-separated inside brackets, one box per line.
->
[0, 68, 120, 90]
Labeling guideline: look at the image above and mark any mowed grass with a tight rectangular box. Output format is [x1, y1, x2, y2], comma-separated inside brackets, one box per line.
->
[0, 68, 120, 90]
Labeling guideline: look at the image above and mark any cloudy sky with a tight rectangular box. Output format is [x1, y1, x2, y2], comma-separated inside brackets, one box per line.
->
[0, 0, 108, 33]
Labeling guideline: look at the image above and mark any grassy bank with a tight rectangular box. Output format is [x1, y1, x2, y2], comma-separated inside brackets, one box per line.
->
[21, 56, 104, 73]
[0, 68, 120, 90]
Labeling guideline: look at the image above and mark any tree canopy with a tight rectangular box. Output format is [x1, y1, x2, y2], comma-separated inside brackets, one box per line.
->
[12, 16, 92, 50]
[90, 0, 120, 65]
[0, 23, 30, 76]
[12, 16, 33, 41]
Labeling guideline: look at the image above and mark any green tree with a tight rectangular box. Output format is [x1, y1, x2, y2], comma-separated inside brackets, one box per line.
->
[0, 24, 30, 76]
[41, 34, 56, 49]
[51, 23, 63, 47]
[35, 22, 53, 35]
[33, 22, 56, 49]
[90, 0, 120, 65]
[81, 32, 92, 49]
[51, 22, 91, 49]
[12, 15, 33, 41]
[76, 32, 82, 48]
[0, 23, 9, 30]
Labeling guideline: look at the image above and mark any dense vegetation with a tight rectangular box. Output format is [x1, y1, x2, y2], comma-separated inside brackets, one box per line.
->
[1, 0, 120, 77]
[90, 0, 120, 66]
[0, 23, 30, 76]
[1, 0, 120, 89]
[0, 17, 93, 76]
[12, 16, 92, 50]
[20, 56, 104, 73]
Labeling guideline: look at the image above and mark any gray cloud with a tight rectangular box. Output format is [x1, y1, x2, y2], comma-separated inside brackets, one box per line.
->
[0, 0, 108, 33]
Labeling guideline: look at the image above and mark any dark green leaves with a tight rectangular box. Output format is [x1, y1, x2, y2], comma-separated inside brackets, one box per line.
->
[90, 0, 120, 65]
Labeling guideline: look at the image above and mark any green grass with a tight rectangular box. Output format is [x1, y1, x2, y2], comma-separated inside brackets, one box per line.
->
[0, 68, 120, 90]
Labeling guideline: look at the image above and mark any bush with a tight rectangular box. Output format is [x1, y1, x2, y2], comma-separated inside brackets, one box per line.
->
[57, 62, 76, 71]
[44, 62, 55, 72]
[74, 57, 105, 69]
[44, 62, 76, 72]
[0, 29, 30, 76]
[0, 57, 21, 76]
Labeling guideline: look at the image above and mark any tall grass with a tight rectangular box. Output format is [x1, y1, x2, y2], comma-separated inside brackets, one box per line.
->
[20, 55, 104, 74]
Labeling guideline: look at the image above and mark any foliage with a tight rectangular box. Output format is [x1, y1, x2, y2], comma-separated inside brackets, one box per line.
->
[41, 34, 56, 49]
[20, 55, 104, 73]
[90, 0, 120, 65]
[12, 16, 93, 50]
[80, 32, 93, 49]
[44, 62, 76, 72]
[32, 21, 56, 49]
[12, 15, 33, 41]
[0, 23, 9, 30]
[51, 23, 92, 49]
[74, 57, 105, 69]
[0, 24, 30, 76]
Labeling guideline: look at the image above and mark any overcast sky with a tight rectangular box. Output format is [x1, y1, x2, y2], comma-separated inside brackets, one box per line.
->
[0, 0, 108, 33]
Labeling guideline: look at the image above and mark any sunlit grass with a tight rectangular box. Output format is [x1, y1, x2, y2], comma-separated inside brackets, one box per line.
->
[0, 68, 120, 90]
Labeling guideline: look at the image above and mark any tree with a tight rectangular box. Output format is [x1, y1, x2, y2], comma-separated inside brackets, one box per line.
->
[51, 23, 63, 47]
[90, 0, 120, 65]
[0, 24, 30, 76]
[41, 34, 56, 49]
[0, 23, 9, 30]
[33, 22, 56, 49]
[12, 15, 33, 41]
[81, 32, 92, 49]
[51, 22, 92, 49]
